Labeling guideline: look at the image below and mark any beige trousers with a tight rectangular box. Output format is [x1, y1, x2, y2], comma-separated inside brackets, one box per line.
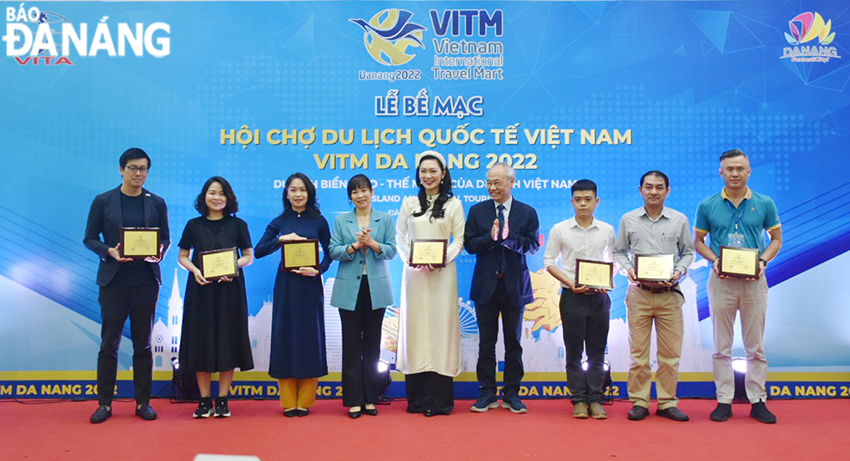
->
[707, 272, 768, 404]
[626, 284, 684, 410]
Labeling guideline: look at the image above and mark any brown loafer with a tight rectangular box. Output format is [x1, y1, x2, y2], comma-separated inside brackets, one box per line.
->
[589, 403, 608, 419]
[572, 402, 589, 419]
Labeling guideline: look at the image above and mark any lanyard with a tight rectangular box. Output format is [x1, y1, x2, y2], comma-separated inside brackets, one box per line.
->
[726, 199, 747, 232]
[725, 198, 746, 231]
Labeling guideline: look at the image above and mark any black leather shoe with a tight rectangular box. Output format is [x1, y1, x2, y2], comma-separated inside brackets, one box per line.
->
[349, 410, 362, 419]
[710, 403, 732, 422]
[135, 403, 157, 421]
[283, 409, 297, 418]
[423, 409, 436, 417]
[90, 405, 112, 424]
[656, 407, 689, 421]
[750, 401, 777, 424]
[362, 406, 378, 416]
[296, 408, 310, 417]
[627, 405, 649, 421]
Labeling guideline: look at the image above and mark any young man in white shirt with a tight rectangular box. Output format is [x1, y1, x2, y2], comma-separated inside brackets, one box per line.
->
[543, 180, 616, 419]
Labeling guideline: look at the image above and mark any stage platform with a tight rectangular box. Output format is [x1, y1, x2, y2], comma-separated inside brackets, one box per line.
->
[2, 398, 847, 460]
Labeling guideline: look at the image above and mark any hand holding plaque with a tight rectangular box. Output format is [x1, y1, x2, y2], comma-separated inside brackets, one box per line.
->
[281, 239, 319, 271]
[575, 259, 614, 290]
[718, 246, 760, 279]
[199, 247, 239, 281]
[120, 227, 161, 259]
[634, 254, 675, 282]
[409, 239, 447, 268]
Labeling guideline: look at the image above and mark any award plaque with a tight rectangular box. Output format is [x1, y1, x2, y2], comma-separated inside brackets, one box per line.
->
[281, 239, 319, 270]
[120, 227, 160, 258]
[634, 254, 675, 282]
[718, 246, 760, 278]
[409, 239, 448, 267]
[199, 247, 238, 281]
[575, 259, 614, 290]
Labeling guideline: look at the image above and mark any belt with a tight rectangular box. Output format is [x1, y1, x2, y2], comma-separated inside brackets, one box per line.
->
[639, 283, 679, 294]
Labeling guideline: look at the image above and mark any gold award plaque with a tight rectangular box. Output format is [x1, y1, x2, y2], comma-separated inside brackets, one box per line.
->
[575, 259, 614, 290]
[719, 246, 759, 278]
[120, 227, 160, 258]
[282, 240, 319, 270]
[410, 239, 448, 267]
[200, 248, 238, 280]
[635, 254, 675, 282]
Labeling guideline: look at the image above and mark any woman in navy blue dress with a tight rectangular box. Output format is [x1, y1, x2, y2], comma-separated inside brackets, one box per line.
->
[255, 172, 331, 417]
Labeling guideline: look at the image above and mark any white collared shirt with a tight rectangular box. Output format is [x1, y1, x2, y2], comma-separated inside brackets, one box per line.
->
[543, 216, 616, 286]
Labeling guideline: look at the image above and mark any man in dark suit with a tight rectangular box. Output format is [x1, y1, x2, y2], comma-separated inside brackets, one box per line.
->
[84, 148, 170, 423]
[464, 163, 540, 413]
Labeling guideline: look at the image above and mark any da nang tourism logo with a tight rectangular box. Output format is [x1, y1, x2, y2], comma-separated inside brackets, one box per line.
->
[781, 12, 840, 63]
[350, 9, 426, 66]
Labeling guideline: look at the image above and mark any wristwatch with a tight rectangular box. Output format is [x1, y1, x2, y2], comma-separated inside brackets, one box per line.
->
[759, 257, 768, 266]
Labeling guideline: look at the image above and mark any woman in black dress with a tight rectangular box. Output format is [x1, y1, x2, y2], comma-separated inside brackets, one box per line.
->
[178, 176, 255, 418]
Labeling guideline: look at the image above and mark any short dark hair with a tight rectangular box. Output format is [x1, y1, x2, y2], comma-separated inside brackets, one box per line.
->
[347, 174, 372, 199]
[195, 176, 239, 216]
[571, 179, 597, 197]
[720, 149, 747, 162]
[282, 172, 321, 217]
[640, 170, 669, 188]
[119, 147, 151, 169]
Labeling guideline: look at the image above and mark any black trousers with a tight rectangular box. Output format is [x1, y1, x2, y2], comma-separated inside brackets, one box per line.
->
[339, 276, 386, 407]
[475, 279, 524, 397]
[559, 289, 610, 404]
[97, 283, 159, 405]
[405, 372, 454, 415]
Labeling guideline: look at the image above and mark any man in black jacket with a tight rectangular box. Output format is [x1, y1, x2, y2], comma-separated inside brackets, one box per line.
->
[83, 148, 170, 423]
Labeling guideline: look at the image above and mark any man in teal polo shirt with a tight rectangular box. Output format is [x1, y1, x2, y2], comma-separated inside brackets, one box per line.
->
[694, 149, 782, 424]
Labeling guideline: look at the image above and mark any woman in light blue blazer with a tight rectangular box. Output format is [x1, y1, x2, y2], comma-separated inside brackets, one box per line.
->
[329, 174, 397, 418]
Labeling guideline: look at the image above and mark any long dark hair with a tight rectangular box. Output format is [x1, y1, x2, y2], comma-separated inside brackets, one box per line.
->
[282, 172, 321, 218]
[412, 154, 453, 221]
[195, 176, 239, 216]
